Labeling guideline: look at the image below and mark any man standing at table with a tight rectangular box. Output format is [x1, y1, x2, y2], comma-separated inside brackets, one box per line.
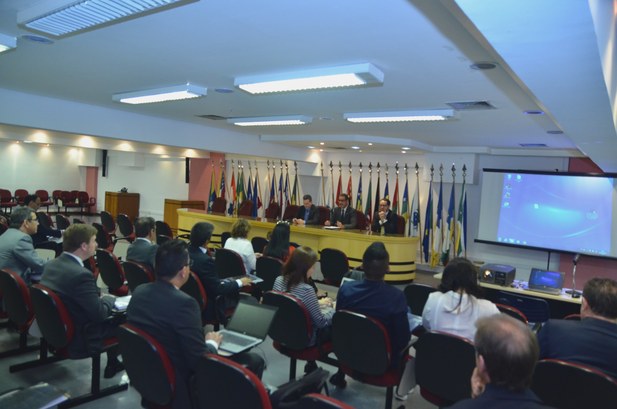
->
[325, 193, 357, 229]
[293, 194, 320, 226]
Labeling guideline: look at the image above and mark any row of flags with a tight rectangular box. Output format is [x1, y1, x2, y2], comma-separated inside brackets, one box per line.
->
[207, 160, 467, 267]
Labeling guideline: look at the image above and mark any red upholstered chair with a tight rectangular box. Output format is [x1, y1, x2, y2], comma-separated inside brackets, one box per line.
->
[255, 256, 283, 293]
[35, 189, 53, 212]
[496, 303, 528, 324]
[332, 310, 412, 409]
[117, 324, 176, 409]
[211, 197, 227, 214]
[55, 213, 71, 230]
[116, 213, 136, 242]
[251, 236, 269, 253]
[59, 190, 80, 214]
[95, 249, 129, 296]
[263, 291, 336, 381]
[77, 191, 96, 215]
[100, 211, 116, 237]
[563, 313, 582, 320]
[29, 284, 128, 406]
[317, 206, 330, 225]
[180, 271, 221, 330]
[0, 189, 17, 213]
[52, 189, 62, 205]
[532, 359, 617, 409]
[238, 200, 254, 216]
[214, 248, 246, 279]
[355, 210, 367, 231]
[403, 283, 438, 336]
[395, 214, 406, 235]
[155, 220, 173, 245]
[293, 393, 356, 409]
[195, 354, 272, 409]
[14, 189, 28, 205]
[93, 222, 114, 252]
[283, 204, 300, 221]
[319, 248, 349, 287]
[123, 261, 154, 293]
[265, 202, 281, 220]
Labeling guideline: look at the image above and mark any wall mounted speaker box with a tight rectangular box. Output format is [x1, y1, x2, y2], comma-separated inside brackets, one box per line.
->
[479, 263, 516, 286]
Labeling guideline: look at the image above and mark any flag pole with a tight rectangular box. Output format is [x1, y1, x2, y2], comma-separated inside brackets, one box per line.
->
[320, 162, 326, 207]
[415, 163, 421, 239]
[462, 164, 467, 258]
[329, 161, 335, 208]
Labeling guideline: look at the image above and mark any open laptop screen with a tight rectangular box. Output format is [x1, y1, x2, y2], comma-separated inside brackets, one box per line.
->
[225, 301, 277, 339]
[528, 268, 565, 291]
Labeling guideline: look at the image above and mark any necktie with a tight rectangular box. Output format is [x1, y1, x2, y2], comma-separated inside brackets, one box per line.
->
[304, 209, 309, 224]
[341, 208, 345, 220]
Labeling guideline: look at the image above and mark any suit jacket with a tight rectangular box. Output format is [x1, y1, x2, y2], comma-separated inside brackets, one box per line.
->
[32, 223, 62, 247]
[336, 279, 411, 367]
[189, 246, 241, 321]
[537, 317, 617, 379]
[40, 253, 116, 358]
[127, 280, 216, 409]
[371, 210, 399, 234]
[296, 205, 320, 225]
[448, 384, 554, 409]
[329, 206, 357, 229]
[0, 228, 46, 284]
[126, 238, 157, 270]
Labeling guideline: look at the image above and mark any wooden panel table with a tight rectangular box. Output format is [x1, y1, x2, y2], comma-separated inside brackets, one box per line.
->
[164, 199, 205, 234]
[178, 209, 418, 283]
[104, 192, 140, 221]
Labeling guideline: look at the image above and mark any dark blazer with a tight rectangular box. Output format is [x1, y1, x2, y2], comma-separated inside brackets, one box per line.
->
[40, 253, 116, 358]
[127, 280, 216, 409]
[537, 317, 617, 379]
[126, 238, 157, 270]
[448, 384, 554, 409]
[188, 246, 241, 321]
[296, 205, 320, 225]
[371, 210, 399, 234]
[329, 206, 357, 229]
[32, 224, 62, 246]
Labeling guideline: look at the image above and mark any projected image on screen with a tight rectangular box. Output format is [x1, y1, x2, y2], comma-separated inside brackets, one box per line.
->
[496, 173, 613, 255]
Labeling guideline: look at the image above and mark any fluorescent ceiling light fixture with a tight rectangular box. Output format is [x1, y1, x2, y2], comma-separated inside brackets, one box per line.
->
[18, 0, 192, 37]
[112, 83, 207, 104]
[0, 33, 16, 53]
[228, 115, 312, 127]
[235, 63, 384, 94]
[344, 109, 455, 123]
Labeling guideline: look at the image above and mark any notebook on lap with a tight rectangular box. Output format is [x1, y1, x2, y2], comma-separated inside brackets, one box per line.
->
[218, 300, 278, 354]
[528, 268, 565, 295]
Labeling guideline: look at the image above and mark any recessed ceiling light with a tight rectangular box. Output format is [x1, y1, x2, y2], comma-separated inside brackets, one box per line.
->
[367, 142, 373, 146]
[402, 147, 410, 150]
[320, 142, 325, 145]
[524, 110, 544, 115]
[470, 62, 498, 70]
[307, 145, 315, 149]
[23, 140, 33, 144]
[319, 149, 324, 152]
[358, 150, 362, 153]
[228, 115, 312, 126]
[345, 109, 455, 123]
[401, 150, 406, 154]
[351, 146, 360, 150]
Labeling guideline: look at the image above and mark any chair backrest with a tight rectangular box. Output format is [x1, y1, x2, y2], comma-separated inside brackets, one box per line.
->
[395, 214, 405, 234]
[96, 249, 126, 291]
[563, 313, 582, 320]
[156, 220, 173, 238]
[355, 211, 367, 231]
[55, 213, 71, 230]
[316, 206, 330, 225]
[0, 269, 34, 331]
[117, 323, 176, 406]
[0, 189, 14, 204]
[414, 331, 476, 406]
[497, 291, 550, 325]
[265, 202, 281, 220]
[100, 211, 116, 234]
[36, 211, 53, 229]
[14, 189, 28, 205]
[116, 213, 135, 239]
[532, 359, 617, 409]
[211, 197, 227, 214]
[496, 303, 528, 323]
[30, 284, 75, 349]
[195, 354, 272, 409]
[238, 200, 254, 216]
[332, 310, 391, 376]
[93, 222, 113, 250]
[220, 232, 231, 247]
[112, 239, 131, 261]
[60, 190, 77, 204]
[251, 236, 269, 253]
[214, 248, 246, 279]
[283, 205, 300, 221]
[180, 272, 208, 312]
[52, 189, 62, 203]
[319, 248, 349, 286]
[403, 283, 438, 316]
[123, 261, 154, 292]
[35, 189, 50, 202]
[255, 256, 283, 293]
[293, 393, 355, 409]
[263, 291, 312, 350]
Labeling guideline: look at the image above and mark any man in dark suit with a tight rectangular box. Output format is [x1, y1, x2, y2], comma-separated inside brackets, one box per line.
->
[537, 277, 617, 379]
[325, 193, 357, 229]
[449, 315, 552, 409]
[188, 222, 250, 322]
[127, 239, 264, 409]
[23, 194, 62, 247]
[293, 194, 320, 226]
[40, 224, 124, 378]
[371, 198, 399, 234]
[126, 216, 157, 271]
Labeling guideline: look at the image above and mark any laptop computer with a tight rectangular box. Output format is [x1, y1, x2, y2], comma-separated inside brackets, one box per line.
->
[231, 272, 264, 284]
[527, 268, 565, 295]
[218, 300, 278, 355]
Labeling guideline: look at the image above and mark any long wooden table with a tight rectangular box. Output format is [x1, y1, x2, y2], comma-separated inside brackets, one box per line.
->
[177, 209, 418, 283]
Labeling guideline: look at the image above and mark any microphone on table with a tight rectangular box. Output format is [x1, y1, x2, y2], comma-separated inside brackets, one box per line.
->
[567, 254, 581, 298]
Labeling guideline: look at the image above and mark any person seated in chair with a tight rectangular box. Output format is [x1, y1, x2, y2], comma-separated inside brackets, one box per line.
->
[22, 194, 62, 247]
[189, 222, 251, 322]
[126, 216, 157, 270]
[371, 198, 398, 235]
[224, 218, 257, 273]
[324, 194, 357, 229]
[449, 314, 553, 408]
[263, 221, 295, 262]
[40, 224, 124, 378]
[127, 239, 264, 409]
[293, 194, 320, 226]
[537, 277, 617, 379]
[0, 207, 46, 284]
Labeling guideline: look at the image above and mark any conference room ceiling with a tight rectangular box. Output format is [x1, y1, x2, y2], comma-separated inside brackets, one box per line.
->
[0, 0, 615, 169]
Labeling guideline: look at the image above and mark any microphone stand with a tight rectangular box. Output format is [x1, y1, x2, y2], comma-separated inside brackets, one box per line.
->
[567, 254, 581, 298]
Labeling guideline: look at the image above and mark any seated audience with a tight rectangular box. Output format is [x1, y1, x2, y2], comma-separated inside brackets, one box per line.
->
[324, 193, 357, 229]
[263, 221, 295, 262]
[449, 314, 553, 408]
[40, 224, 124, 378]
[371, 198, 398, 234]
[333, 242, 411, 390]
[537, 277, 617, 379]
[22, 194, 62, 247]
[188, 222, 250, 321]
[126, 216, 157, 270]
[292, 194, 320, 226]
[422, 257, 499, 341]
[224, 218, 257, 273]
[127, 239, 264, 409]
[0, 207, 46, 284]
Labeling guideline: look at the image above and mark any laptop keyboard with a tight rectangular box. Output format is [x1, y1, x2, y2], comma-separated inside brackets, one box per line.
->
[222, 332, 255, 348]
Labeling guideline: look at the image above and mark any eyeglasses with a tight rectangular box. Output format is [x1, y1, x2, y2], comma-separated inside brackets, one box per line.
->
[29, 217, 38, 222]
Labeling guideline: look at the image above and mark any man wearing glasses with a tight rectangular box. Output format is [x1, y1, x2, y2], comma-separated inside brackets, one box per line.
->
[325, 193, 357, 229]
[371, 198, 398, 235]
[0, 207, 46, 284]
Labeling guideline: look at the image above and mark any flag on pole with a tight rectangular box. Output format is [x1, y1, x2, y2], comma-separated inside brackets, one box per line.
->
[291, 173, 298, 206]
[207, 167, 217, 212]
[441, 183, 456, 265]
[410, 179, 420, 237]
[269, 167, 276, 204]
[365, 173, 373, 223]
[431, 179, 443, 267]
[401, 177, 409, 219]
[392, 176, 399, 215]
[246, 170, 253, 204]
[336, 172, 342, 201]
[237, 166, 246, 209]
[422, 181, 433, 263]
[252, 174, 261, 217]
[284, 171, 291, 206]
[228, 167, 236, 215]
[346, 173, 353, 207]
[355, 172, 363, 212]
[220, 165, 226, 203]
[455, 179, 467, 257]
[374, 173, 381, 215]
[278, 170, 284, 206]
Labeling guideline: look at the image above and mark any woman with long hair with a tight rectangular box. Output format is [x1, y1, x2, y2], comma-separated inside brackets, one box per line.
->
[422, 257, 499, 340]
[263, 221, 295, 262]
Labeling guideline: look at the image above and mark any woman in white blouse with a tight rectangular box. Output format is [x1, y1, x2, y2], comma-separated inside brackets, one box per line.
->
[224, 218, 257, 273]
[422, 257, 499, 341]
